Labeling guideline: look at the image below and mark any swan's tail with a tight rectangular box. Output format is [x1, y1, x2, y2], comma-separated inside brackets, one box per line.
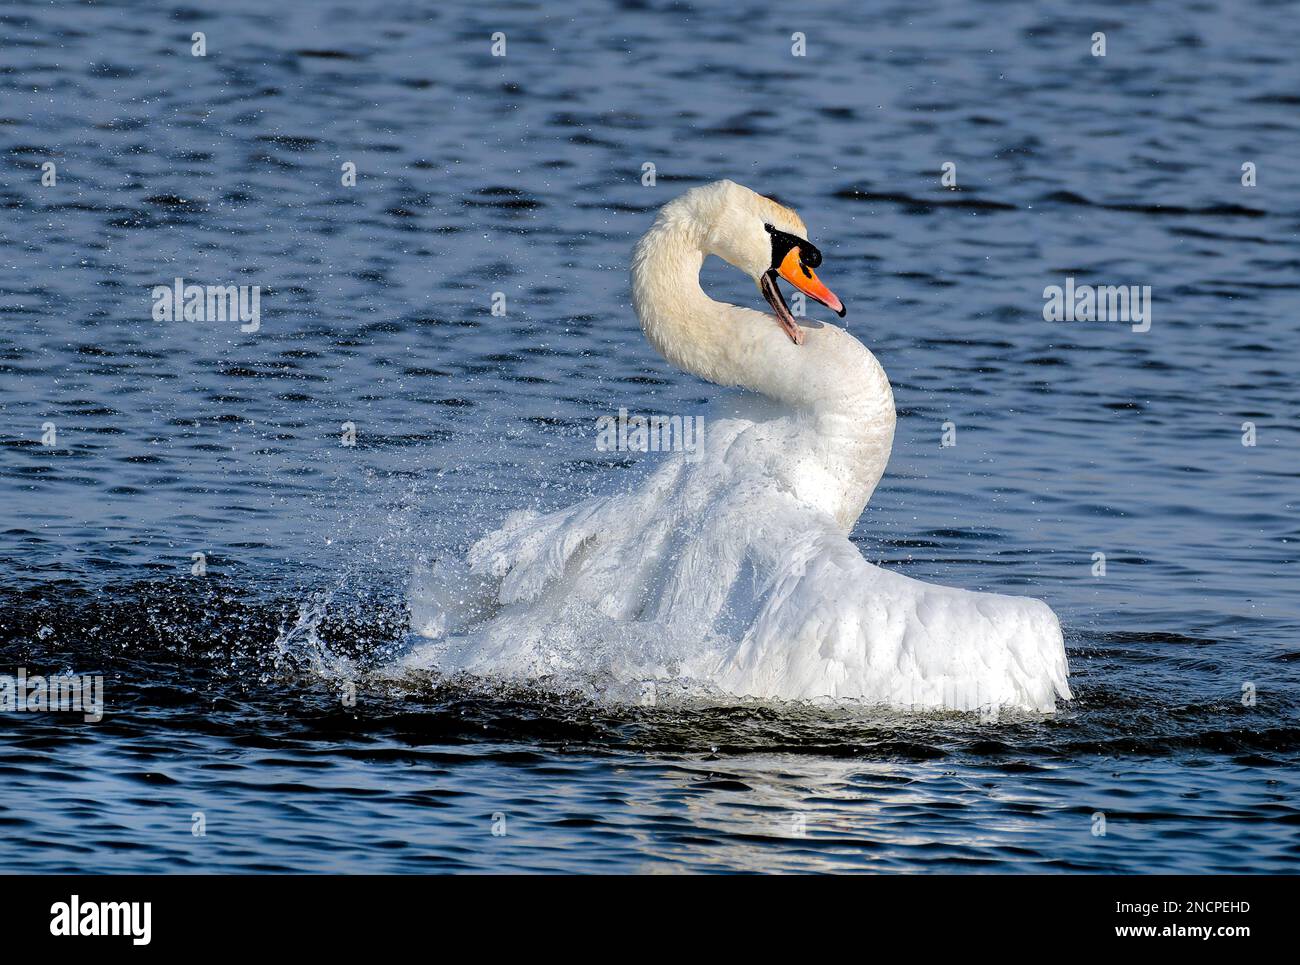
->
[716, 532, 1071, 713]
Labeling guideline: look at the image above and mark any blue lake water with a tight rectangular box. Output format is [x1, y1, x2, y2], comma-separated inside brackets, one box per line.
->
[1, 0, 1297, 873]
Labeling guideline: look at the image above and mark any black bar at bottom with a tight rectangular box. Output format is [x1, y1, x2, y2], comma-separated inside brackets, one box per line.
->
[0, 873, 1277, 950]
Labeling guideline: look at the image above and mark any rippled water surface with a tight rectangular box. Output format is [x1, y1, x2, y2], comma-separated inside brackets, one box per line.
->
[1, 0, 1298, 873]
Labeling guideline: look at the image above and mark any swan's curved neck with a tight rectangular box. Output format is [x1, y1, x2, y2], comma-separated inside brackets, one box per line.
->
[630, 200, 898, 529]
[631, 213, 801, 404]
[631, 210, 894, 417]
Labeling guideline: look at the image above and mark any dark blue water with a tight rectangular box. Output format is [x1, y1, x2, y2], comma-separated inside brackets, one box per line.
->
[2, 0, 1298, 873]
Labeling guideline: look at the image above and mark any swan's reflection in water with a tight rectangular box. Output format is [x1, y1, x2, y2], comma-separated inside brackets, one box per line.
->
[602, 752, 1076, 873]
[349, 683, 1287, 874]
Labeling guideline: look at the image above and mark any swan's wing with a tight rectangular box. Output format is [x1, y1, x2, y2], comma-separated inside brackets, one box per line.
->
[462, 414, 755, 614]
[407, 498, 619, 640]
[462, 452, 699, 612]
[413, 408, 1069, 714]
[467, 501, 606, 605]
[714, 523, 1071, 713]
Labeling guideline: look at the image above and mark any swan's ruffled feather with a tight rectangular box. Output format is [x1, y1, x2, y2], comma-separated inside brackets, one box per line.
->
[409, 408, 1070, 713]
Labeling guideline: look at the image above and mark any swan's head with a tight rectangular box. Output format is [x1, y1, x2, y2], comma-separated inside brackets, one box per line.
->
[696, 180, 846, 345]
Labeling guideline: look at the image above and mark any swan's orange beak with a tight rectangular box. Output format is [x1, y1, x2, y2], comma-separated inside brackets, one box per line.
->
[776, 247, 845, 317]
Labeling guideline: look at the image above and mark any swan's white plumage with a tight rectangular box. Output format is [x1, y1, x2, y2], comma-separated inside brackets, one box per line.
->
[406, 180, 1071, 713]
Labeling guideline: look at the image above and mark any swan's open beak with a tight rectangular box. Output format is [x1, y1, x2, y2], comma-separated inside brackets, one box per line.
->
[776, 246, 845, 317]
[760, 246, 846, 346]
[760, 272, 804, 345]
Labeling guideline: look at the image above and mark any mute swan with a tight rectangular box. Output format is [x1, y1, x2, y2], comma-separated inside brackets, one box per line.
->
[408, 179, 1071, 713]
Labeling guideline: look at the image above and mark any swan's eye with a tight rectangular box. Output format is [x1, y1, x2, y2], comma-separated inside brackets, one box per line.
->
[765, 223, 813, 271]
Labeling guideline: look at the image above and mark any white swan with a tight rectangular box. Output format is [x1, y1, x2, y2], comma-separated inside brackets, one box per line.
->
[407, 180, 1071, 713]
